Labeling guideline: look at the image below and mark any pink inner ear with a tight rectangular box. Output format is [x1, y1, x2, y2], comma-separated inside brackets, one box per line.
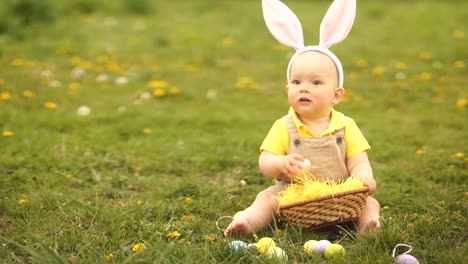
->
[262, 0, 304, 49]
[319, 0, 356, 48]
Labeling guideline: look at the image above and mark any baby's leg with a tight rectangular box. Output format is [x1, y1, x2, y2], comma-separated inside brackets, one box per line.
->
[357, 196, 381, 233]
[224, 190, 279, 238]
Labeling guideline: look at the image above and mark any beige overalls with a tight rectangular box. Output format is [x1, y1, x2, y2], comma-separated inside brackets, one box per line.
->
[267, 114, 350, 194]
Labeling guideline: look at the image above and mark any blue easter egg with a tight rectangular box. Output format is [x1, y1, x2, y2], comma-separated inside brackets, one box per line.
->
[226, 240, 248, 251]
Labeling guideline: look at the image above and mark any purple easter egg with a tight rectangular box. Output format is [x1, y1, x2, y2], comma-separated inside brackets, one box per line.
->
[314, 240, 331, 255]
[395, 254, 420, 264]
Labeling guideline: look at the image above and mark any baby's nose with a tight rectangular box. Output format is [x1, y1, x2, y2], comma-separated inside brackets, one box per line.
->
[300, 86, 310, 93]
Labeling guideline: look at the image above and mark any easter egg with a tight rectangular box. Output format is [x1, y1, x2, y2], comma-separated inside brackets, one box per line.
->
[301, 159, 312, 170]
[324, 243, 346, 259]
[257, 237, 276, 254]
[303, 240, 318, 256]
[265, 247, 288, 261]
[314, 240, 331, 255]
[226, 240, 248, 251]
[77, 105, 91, 117]
[395, 254, 420, 264]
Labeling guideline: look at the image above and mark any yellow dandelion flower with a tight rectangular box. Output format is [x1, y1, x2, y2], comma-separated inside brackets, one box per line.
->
[415, 146, 427, 156]
[44, 101, 58, 109]
[222, 36, 234, 46]
[452, 29, 465, 39]
[354, 59, 369, 68]
[419, 52, 433, 60]
[372, 66, 385, 76]
[142, 128, 152, 134]
[382, 205, 391, 211]
[97, 55, 110, 63]
[105, 253, 114, 261]
[69, 82, 81, 90]
[148, 80, 168, 88]
[3, 131, 14, 137]
[455, 98, 467, 108]
[395, 62, 408, 70]
[55, 46, 69, 55]
[23, 90, 34, 97]
[166, 231, 181, 238]
[276, 229, 284, 236]
[453, 60, 465, 69]
[79, 61, 93, 69]
[181, 215, 195, 221]
[450, 214, 460, 221]
[184, 65, 198, 73]
[70, 56, 81, 65]
[11, 58, 26, 66]
[132, 243, 146, 252]
[419, 72, 432, 80]
[235, 77, 258, 89]
[136, 200, 144, 206]
[169, 87, 181, 95]
[455, 152, 464, 158]
[19, 194, 28, 204]
[107, 62, 122, 74]
[1, 91, 11, 101]
[68, 255, 77, 262]
[203, 235, 216, 241]
[185, 197, 193, 204]
[153, 89, 165, 97]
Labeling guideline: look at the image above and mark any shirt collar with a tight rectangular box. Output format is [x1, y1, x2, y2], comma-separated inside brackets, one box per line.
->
[288, 107, 348, 137]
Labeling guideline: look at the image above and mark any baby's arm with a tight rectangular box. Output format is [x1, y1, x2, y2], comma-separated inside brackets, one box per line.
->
[259, 151, 306, 179]
[347, 152, 377, 195]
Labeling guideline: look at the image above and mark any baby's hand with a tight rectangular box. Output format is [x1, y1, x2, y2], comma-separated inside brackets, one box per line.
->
[280, 154, 310, 179]
[360, 176, 377, 195]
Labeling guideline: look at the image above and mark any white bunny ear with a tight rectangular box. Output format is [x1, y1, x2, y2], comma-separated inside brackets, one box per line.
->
[319, 0, 356, 48]
[262, 0, 304, 50]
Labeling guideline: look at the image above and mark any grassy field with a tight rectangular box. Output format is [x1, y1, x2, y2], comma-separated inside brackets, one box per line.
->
[1, 0, 466, 263]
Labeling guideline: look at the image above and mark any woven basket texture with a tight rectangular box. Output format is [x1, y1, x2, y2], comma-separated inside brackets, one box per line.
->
[279, 187, 369, 229]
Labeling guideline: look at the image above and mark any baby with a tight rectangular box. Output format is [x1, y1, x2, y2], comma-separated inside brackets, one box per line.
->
[224, 0, 380, 238]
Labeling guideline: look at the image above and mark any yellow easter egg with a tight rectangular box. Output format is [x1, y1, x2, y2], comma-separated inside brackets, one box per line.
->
[257, 237, 276, 254]
[324, 243, 346, 259]
[304, 240, 318, 256]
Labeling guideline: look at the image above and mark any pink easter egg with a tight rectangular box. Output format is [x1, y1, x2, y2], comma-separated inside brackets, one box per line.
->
[395, 254, 420, 264]
[314, 240, 331, 255]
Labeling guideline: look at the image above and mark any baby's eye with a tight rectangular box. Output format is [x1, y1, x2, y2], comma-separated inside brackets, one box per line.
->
[292, 80, 300, 85]
[312, 80, 321, 85]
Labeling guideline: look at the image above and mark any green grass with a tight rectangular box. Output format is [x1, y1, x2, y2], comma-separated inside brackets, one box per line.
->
[1, 0, 466, 263]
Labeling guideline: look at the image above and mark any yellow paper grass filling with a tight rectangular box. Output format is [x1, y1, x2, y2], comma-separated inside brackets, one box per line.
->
[278, 172, 365, 206]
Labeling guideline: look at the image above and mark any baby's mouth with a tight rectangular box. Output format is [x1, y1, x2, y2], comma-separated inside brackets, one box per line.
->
[299, 97, 311, 102]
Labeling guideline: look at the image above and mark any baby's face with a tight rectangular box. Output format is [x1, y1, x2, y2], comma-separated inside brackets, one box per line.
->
[286, 51, 341, 118]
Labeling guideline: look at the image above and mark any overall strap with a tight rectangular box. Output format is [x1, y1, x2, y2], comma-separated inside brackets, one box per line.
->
[284, 114, 299, 140]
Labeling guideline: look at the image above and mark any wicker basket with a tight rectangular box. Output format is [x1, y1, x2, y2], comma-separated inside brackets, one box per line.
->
[278, 187, 369, 229]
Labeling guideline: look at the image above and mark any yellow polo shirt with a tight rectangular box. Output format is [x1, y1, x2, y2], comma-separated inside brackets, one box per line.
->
[260, 108, 370, 158]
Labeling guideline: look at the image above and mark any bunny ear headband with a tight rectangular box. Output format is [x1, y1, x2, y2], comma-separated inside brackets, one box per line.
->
[262, 0, 356, 87]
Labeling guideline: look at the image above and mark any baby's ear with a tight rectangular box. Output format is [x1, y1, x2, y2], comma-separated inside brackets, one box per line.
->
[333, 87, 345, 104]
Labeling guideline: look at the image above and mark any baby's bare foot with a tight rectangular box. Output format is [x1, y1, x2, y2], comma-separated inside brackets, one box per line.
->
[359, 218, 381, 233]
[224, 217, 253, 237]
